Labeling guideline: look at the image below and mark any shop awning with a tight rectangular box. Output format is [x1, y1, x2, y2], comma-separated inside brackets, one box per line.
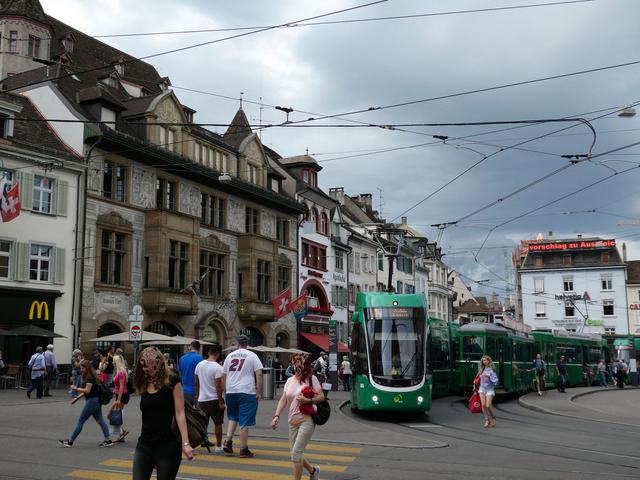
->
[300, 332, 349, 353]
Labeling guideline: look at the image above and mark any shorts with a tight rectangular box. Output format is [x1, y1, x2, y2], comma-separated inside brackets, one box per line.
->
[225, 393, 258, 428]
[478, 387, 495, 397]
[199, 399, 225, 425]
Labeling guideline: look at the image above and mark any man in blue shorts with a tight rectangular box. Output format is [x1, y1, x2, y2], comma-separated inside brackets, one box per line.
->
[222, 334, 263, 458]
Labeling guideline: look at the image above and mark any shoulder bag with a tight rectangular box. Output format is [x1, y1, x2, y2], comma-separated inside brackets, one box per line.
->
[308, 377, 331, 426]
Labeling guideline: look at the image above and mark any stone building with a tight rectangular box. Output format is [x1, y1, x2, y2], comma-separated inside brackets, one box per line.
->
[1, 0, 305, 357]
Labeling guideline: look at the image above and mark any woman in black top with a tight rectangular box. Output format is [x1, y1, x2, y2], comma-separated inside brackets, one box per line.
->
[58, 360, 112, 448]
[133, 347, 194, 480]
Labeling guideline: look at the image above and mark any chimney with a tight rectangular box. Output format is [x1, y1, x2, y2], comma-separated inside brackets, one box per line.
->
[401, 216, 407, 225]
[548, 231, 553, 239]
[623, 242, 627, 262]
[329, 187, 344, 204]
[577, 234, 582, 239]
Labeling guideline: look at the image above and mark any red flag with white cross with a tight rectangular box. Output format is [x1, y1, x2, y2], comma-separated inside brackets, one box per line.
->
[0, 180, 20, 223]
[272, 288, 292, 319]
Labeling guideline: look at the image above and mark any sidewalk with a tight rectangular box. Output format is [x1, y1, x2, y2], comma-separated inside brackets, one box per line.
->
[518, 385, 640, 426]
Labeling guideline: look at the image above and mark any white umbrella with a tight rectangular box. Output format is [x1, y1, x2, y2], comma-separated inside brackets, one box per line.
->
[88, 331, 175, 342]
[142, 335, 214, 346]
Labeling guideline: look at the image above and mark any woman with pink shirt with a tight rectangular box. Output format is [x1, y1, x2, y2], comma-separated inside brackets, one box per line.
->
[271, 354, 324, 480]
[107, 355, 130, 442]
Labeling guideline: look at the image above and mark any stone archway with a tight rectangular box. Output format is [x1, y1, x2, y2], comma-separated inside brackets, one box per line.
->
[238, 326, 264, 347]
[201, 317, 228, 347]
[275, 330, 290, 349]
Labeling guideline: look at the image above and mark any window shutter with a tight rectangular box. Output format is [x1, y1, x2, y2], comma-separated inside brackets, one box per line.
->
[15, 242, 29, 281]
[18, 171, 34, 211]
[54, 247, 65, 285]
[54, 180, 68, 216]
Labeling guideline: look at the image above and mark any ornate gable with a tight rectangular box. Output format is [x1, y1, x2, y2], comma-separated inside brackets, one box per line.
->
[201, 234, 230, 252]
[97, 211, 133, 230]
[153, 93, 187, 125]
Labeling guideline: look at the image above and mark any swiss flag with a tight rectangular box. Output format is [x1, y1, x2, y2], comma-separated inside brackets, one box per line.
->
[0, 180, 20, 223]
[272, 288, 292, 319]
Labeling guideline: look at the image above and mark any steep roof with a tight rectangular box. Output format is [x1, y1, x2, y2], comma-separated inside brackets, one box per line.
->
[627, 260, 640, 284]
[0, 0, 48, 24]
[223, 108, 252, 148]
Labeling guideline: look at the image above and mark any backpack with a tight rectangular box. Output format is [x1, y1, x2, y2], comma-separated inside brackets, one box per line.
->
[313, 359, 323, 375]
[171, 401, 210, 450]
[126, 370, 134, 395]
[98, 381, 113, 405]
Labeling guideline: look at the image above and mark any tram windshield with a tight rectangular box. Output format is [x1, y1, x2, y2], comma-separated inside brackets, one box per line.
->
[364, 307, 425, 386]
[462, 336, 484, 359]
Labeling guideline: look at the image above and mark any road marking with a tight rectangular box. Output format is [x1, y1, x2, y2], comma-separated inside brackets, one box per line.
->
[67, 470, 129, 480]
[405, 424, 443, 428]
[246, 448, 356, 462]
[238, 438, 362, 453]
[100, 459, 295, 480]
[192, 454, 347, 472]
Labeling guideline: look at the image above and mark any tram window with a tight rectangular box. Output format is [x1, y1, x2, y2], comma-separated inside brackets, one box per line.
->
[486, 338, 498, 360]
[587, 347, 601, 363]
[462, 336, 484, 359]
[429, 333, 450, 369]
[351, 323, 369, 374]
[557, 344, 578, 364]
[543, 343, 553, 363]
[452, 336, 460, 368]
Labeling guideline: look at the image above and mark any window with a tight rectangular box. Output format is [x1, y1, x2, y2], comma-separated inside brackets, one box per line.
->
[320, 213, 329, 235]
[257, 260, 271, 301]
[8, 31, 17, 53]
[30, 244, 51, 281]
[348, 283, 356, 304]
[604, 327, 616, 335]
[277, 266, 290, 293]
[354, 251, 360, 274]
[156, 178, 176, 210]
[62, 35, 74, 53]
[103, 161, 126, 202]
[534, 278, 544, 293]
[159, 126, 175, 151]
[100, 231, 126, 285]
[168, 241, 188, 290]
[247, 164, 258, 184]
[378, 253, 384, 271]
[564, 303, 575, 317]
[33, 175, 54, 214]
[199, 251, 225, 297]
[534, 256, 543, 267]
[301, 240, 327, 270]
[276, 218, 289, 246]
[563, 277, 574, 292]
[310, 209, 318, 231]
[603, 300, 614, 316]
[245, 207, 259, 234]
[0, 240, 11, 279]
[361, 254, 369, 273]
[0, 113, 11, 139]
[335, 251, 344, 272]
[601, 277, 613, 291]
[563, 254, 572, 266]
[201, 194, 225, 228]
[535, 302, 546, 318]
[601, 253, 610, 265]
[27, 35, 41, 58]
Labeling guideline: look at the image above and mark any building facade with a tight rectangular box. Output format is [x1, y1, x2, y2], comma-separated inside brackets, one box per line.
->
[517, 236, 628, 334]
[626, 260, 640, 335]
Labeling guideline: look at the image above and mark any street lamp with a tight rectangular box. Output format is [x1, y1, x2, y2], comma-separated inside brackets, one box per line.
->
[618, 105, 637, 118]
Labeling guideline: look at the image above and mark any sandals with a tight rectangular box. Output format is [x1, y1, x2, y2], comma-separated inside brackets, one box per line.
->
[483, 418, 490, 428]
[490, 417, 497, 428]
[116, 430, 129, 442]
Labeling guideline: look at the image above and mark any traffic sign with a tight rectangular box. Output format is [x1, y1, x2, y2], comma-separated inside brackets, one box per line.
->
[129, 321, 142, 341]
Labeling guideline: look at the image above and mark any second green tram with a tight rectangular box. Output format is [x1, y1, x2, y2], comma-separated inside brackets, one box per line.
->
[349, 292, 432, 412]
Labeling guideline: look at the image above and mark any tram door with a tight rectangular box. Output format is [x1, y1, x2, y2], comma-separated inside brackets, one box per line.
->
[497, 338, 506, 388]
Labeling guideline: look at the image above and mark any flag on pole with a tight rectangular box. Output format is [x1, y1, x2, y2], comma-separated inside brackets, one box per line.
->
[272, 288, 292, 319]
[0, 178, 20, 223]
[291, 294, 308, 321]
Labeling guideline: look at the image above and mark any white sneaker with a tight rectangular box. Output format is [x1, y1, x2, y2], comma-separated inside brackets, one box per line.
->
[310, 465, 320, 480]
[214, 446, 224, 453]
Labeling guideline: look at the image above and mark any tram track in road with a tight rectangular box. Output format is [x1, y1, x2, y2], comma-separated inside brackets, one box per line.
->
[339, 399, 640, 474]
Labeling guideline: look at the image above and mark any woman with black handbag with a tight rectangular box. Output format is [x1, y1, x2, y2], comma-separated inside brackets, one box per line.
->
[132, 347, 194, 480]
[107, 355, 130, 442]
[271, 353, 324, 480]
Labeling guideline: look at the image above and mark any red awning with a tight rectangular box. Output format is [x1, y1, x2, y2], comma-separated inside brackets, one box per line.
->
[300, 332, 349, 353]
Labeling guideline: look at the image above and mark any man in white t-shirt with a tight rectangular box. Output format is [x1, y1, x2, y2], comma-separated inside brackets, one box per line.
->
[195, 344, 225, 452]
[221, 334, 263, 458]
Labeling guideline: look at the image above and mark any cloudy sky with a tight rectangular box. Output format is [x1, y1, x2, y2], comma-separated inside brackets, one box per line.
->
[41, 0, 640, 297]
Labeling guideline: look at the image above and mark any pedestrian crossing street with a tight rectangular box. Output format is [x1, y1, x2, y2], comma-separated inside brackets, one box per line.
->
[65, 438, 362, 480]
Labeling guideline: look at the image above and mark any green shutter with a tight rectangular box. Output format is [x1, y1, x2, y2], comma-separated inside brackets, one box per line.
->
[54, 180, 69, 217]
[54, 247, 65, 285]
[15, 242, 29, 281]
[19, 171, 34, 211]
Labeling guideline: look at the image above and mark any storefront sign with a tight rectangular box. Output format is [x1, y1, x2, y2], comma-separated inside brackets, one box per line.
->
[586, 319, 605, 326]
[629, 303, 640, 310]
[308, 270, 323, 279]
[528, 239, 615, 252]
[0, 288, 60, 325]
[333, 273, 346, 283]
[551, 318, 582, 326]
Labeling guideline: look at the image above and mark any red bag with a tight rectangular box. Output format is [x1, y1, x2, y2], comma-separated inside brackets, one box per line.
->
[469, 391, 482, 414]
[473, 373, 481, 388]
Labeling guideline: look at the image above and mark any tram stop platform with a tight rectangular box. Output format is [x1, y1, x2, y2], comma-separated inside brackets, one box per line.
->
[518, 386, 640, 426]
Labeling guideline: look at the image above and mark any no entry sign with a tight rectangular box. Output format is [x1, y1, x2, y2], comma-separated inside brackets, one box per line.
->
[129, 321, 142, 341]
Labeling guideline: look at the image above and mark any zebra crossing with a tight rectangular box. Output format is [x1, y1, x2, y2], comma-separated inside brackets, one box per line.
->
[65, 438, 362, 480]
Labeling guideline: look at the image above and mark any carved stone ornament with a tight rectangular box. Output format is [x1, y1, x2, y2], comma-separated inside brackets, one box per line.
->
[278, 253, 292, 266]
[97, 211, 133, 230]
[201, 234, 230, 252]
[133, 167, 156, 208]
[155, 96, 183, 124]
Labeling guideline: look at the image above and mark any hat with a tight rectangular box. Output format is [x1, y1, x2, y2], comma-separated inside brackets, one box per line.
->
[47, 344, 54, 350]
[235, 334, 250, 346]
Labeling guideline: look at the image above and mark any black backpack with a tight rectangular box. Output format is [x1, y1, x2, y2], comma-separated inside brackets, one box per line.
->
[98, 381, 113, 405]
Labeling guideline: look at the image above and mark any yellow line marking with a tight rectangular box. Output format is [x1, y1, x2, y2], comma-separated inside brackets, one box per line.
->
[246, 448, 356, 462]
[193, 454, 347, 472]
[233, 438, 362, 453]
[66, 470, 130, 480]
[100, 459, 294, 480]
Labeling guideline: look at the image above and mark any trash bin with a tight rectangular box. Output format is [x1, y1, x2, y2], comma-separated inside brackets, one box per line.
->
[262, 368, 276, 400]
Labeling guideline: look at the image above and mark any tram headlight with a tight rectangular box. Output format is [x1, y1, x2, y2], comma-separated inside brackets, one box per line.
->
[372, 395, 379, 403]
[417, 396, 424, 404]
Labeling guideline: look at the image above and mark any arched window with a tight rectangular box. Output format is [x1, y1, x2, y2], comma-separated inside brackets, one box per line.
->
[320, 213, 329, 236]
[96, 322, 122, 351]
[146, 321, 182, 337]
[238, 327, 264, 347]
[311, 209, 318, 232]
[276, 332, 290, 349]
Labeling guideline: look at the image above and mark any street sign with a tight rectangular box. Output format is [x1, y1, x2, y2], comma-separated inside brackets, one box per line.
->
[129, 321, 142, 341]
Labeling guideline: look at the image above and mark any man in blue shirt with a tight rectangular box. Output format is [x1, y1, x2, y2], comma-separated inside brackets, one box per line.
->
[178, 340, 203, 405]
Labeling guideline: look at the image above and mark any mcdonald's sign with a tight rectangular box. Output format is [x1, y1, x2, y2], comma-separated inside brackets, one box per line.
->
[29, 301, 49, 321]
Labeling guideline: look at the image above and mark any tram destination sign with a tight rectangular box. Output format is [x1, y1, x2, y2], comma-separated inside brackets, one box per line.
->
[370, 307, 412, 319]
[527, 239, 616, 252]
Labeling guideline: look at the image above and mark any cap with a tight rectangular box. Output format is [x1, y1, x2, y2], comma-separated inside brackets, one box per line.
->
[235, 334, 250, 345]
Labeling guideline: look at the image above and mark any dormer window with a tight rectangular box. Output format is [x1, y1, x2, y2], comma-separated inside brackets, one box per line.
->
[114, 63, 125, 76]
[0, 100, 22, 139]
[62, 34, 75, 53]
[301, 168, 317, 187]
[8, 31, 18, 53]
[28, 36, 41, 58]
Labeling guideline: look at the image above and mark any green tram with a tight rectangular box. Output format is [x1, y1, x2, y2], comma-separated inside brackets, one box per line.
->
[427, 317, 458, 397]
[532, 330, 606, 388]
[454, 322, 535, 395]
[349, 292, 431, 412]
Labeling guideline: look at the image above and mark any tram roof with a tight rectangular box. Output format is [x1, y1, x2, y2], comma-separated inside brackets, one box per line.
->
[458, 322, 511, 335]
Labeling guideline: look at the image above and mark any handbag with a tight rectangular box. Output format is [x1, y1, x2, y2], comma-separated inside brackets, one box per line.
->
[468, 390, 482, 414]
[171, 401, 210, 452]
[473, 373, 481, 388]
[108, 408, 123, 426]
[307, 377, 331, 425]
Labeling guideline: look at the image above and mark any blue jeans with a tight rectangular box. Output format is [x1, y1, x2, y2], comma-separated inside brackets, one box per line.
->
[599, 372, 607, 386]
[558, 374, 567, 392]
[71, 370, 82, 397]
[70, 396, 110, 442]
[28, 375, 44, 398]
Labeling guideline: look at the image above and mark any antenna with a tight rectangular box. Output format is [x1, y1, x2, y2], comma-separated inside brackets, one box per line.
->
[259, 96, 263, 140]
[239, 92, 244, 110]
[377, 187, 385, 219]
